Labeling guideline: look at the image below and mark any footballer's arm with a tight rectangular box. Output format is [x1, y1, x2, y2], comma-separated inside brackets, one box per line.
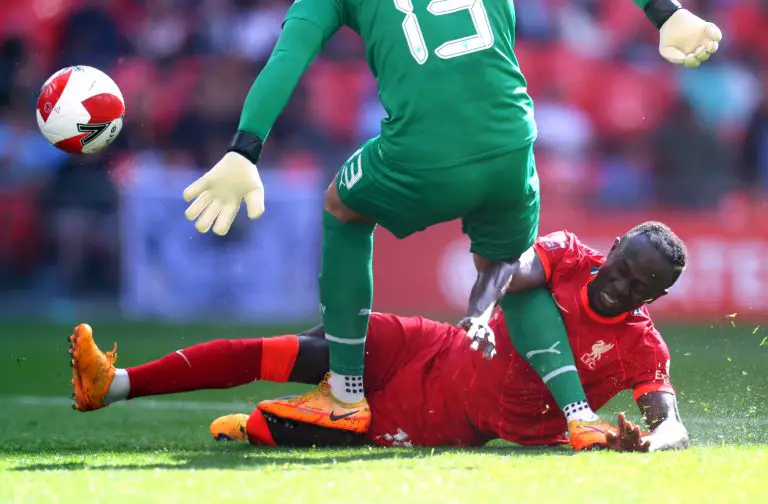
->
[636, 391, 690, 451]
[462, 247, 545, 323]
[237, 18, 332, 145]
[183, 5, 342, 235]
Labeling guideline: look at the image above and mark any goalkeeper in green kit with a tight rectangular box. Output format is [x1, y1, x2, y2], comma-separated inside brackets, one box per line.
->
[182, 0, 721, 450]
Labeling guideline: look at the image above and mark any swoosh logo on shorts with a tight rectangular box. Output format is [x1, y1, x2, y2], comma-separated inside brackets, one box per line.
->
[329, 410, 358, 422]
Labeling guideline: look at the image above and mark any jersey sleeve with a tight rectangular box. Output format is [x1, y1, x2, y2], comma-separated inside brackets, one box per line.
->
[239, 0, 346, 140]
[532, 231, 582, 284]
[284, 0, 344, 39]
[622, 320, 676, 401]
[238, 19, 328, 139]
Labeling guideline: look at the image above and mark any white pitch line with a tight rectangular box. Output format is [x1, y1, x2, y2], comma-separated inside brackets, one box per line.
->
[1, 396, 767, 426]
[0, 395, 251, 412]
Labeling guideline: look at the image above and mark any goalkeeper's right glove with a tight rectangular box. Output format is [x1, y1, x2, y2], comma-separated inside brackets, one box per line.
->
[645, 0, 723, 68]
[183, 132, 265, 236]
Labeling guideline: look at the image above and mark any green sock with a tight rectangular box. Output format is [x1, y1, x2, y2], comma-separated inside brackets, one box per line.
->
[499, 288, 588, 410]
[319, 211, 374, 386]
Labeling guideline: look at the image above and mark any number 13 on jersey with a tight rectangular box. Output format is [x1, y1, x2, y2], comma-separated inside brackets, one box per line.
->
[393, 0, 494, 64]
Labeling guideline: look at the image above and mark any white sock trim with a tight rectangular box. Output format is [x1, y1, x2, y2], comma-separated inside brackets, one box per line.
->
[324, 333, 366, 345]
[564, 400, 599, 422]
[104, 368, 130, 405]
[328, 372, 364, 403]
[542, 365, 578, 384]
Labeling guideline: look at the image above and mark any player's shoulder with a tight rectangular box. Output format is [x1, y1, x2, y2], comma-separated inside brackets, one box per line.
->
[536, 230, 604, 265]
[285, 0, 348, 28]
[536, 230, 575, 251]
[538, 229, 599, 252]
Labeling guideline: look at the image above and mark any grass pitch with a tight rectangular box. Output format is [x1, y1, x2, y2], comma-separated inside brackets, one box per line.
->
[1, 320, 766, 503]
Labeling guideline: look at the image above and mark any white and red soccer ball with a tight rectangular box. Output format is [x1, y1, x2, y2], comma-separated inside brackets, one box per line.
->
[36, 66, 125, 154]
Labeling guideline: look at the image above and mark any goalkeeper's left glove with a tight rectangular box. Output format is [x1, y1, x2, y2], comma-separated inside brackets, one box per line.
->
[183, 132, 265, 236]
[645, 0, 723, 68]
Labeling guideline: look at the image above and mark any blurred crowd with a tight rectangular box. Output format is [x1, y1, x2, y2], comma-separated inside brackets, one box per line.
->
[1, 0, 767, 300]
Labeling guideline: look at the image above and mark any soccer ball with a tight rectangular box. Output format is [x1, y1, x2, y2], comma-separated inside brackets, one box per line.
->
[36, 65, 125, 154]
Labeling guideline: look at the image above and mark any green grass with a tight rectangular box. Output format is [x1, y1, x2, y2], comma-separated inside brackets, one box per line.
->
[1, 320, 767, 503]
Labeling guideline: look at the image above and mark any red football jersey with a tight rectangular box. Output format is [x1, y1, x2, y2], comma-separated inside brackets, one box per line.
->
[452, 230, 676, 446]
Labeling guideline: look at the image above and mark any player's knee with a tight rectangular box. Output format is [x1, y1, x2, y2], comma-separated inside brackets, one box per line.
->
[473, 254, 494, 272]
[323, 178, 370, 224]
[324, 178, 350, 219]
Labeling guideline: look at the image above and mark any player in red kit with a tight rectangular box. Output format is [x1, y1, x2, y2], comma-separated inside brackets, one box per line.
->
[69, 222, 689, 452]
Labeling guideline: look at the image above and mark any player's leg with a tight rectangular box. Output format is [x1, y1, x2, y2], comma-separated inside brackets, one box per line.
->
[210, 409, 369, 447]
[318, 179, 375, 403]
[68, 323, 328, 411]
[463, 143, 615, 450]
[257, 143, 376, 432]
[258, 138, 461, 433]
[209, 330, 361, 447]
[499, 289, 619, 450]
[245, 312, 443, 448]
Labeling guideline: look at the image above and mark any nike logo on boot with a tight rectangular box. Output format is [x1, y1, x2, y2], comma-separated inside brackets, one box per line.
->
[329, 410, 359, 422]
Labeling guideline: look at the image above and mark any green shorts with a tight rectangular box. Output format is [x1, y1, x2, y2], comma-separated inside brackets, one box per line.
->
[335, 137, 540, 261]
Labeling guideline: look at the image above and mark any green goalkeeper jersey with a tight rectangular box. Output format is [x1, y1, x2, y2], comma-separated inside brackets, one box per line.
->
[286, 0, 535, 168]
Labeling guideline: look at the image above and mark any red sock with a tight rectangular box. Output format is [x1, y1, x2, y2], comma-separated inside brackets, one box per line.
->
[126, 336, 299, 399]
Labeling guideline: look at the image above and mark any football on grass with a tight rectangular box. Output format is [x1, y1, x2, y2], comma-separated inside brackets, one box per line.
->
[36, 65, 125, 154]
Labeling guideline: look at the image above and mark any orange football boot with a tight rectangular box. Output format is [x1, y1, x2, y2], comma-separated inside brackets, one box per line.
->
[568, 418, 619, 451]
[210, 414, 250, 441]
[69, 323, 117, 411]
[257, 373, 370, 433]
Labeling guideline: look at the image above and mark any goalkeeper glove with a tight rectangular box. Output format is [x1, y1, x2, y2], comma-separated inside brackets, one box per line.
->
[183, 131, 265, 236]
[645, 0, 723, 68]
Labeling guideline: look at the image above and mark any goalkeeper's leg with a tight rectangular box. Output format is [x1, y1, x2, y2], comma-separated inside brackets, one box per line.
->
[465, 143, 617, 450]
[257, 137, 485, 434]
[499, 290, 617, 450]
[257, 198, 375, 434]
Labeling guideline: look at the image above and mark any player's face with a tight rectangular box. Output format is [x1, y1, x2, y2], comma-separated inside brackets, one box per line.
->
[589, 235, 679, 317]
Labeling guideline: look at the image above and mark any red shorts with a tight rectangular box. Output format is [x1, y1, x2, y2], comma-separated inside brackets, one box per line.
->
[361, 313, 487, 447]
[362, 313, 573, 447]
